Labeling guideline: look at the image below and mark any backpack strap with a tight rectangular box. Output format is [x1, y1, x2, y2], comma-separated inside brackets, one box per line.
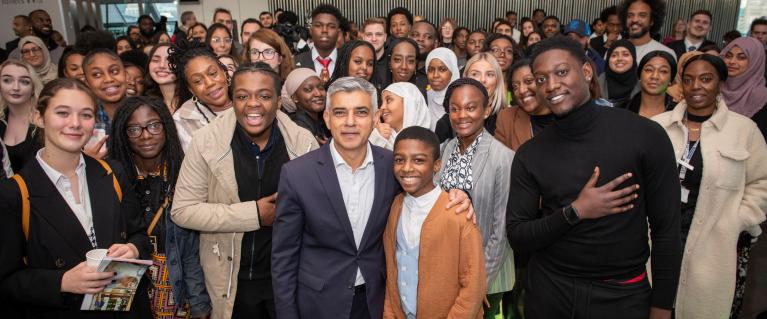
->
[10, 175, 30, 241]
[11, 174, 30, 265]
[95, 159, 122, 202]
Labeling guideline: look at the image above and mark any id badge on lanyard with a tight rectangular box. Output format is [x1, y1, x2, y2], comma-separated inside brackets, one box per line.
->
[677, 139, 700, 203]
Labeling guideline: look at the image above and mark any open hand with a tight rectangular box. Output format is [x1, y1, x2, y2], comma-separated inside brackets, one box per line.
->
[571, 167, 639, 220]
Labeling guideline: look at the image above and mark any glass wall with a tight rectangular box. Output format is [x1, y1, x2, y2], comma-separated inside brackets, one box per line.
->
[100, 0, 178, 37]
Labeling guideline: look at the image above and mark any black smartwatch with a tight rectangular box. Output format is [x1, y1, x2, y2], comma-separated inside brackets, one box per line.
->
[563, 204, 581, 225]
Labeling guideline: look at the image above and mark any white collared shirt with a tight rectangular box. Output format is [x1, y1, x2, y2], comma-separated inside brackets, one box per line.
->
[401, 186, 441, 249]
[684, 37, 703, 52]
[329, 140, 375, 286]
[310, 46, 338, 75]
[36, 149, 95, 240]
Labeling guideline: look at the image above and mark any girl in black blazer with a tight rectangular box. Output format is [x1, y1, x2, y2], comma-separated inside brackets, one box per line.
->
[0, 78, 151, 318]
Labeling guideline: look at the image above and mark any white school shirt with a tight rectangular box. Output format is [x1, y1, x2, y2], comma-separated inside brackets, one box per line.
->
[36, 150, 95, 241]
[330, 140, 376, 286]
[310, 46, 339, 75]
[401, 186, 441, 248]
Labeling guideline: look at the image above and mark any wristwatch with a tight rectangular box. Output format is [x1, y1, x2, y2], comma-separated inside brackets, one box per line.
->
[563, 204, 581, 225]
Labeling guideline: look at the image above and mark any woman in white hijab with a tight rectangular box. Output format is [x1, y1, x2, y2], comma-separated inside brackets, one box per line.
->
[425, 47, 460, 130]
[370, 82, 431, 150]
[18, 36, 58, 85]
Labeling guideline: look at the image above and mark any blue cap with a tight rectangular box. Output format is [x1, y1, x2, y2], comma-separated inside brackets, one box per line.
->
[565, 19, 591, 37]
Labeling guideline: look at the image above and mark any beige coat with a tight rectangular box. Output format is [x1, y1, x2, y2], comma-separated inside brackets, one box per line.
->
[652, 101, 767, 319]
[171, 109, 318, 319]
[173, 98, 221, 152]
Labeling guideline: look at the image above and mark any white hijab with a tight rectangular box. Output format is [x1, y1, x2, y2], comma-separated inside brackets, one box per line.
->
[425, 48, 460, 130]
[369, 82, 431, 150]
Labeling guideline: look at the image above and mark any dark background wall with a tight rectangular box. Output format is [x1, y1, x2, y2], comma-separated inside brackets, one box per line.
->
[270, 0, 741, 47]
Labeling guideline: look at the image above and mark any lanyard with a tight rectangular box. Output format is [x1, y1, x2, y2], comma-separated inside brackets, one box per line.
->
[679, 139, 699, 181]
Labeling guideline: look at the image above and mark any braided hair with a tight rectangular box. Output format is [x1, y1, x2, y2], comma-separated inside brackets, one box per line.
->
[109, 96, 184, 196]
[167, 37, 229, 106]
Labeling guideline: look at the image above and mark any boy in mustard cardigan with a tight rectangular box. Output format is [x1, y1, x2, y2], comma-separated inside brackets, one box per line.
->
[382, 126, 486, 319]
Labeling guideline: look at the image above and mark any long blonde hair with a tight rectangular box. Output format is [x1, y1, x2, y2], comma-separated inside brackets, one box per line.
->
[463, 52, 506, 115]
[0, 59, 44, 121]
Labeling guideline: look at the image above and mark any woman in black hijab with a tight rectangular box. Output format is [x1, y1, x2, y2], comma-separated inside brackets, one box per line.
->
[599, 39, 639, 109]
[626, 50, 677, 117]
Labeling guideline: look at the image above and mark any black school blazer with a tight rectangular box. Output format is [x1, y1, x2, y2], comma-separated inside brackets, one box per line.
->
[0, 154, 151, 319]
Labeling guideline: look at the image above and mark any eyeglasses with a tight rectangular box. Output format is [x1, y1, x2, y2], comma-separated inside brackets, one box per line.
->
[491, 47, 514, 56]
[211, 37, 233, 45]
[21, 47, 42, 56]
[126, 121, 164, 138]
[249, 48, 277, 60]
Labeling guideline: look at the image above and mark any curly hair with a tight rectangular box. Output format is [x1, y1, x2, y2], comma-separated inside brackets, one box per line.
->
[109, 96, 184, 197]
[619, 0, 667, 36]
[167, 38, 229, 105]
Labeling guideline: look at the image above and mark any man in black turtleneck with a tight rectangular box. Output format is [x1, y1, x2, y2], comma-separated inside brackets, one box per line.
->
[506, 36, 681, 319]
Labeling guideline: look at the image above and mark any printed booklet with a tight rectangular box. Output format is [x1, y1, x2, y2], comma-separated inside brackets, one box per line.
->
[80, 257, 152, 311]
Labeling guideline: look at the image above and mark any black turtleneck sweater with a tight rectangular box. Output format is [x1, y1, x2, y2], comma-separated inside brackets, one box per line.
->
[506, 100, 682, 309]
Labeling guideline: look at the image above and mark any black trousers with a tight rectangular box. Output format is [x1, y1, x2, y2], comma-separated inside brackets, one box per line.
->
[525, 258, 651, 319]
[231, 279, 276, 319]
[349, 284, 370, 319]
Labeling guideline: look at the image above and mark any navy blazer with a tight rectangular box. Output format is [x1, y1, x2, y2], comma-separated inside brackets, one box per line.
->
[293, 50, 319, 73]
[272, 143, 400, 319]
[0, 155, 151, 318]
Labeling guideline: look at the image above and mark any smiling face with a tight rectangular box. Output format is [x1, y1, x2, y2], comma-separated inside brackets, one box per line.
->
[311, 13, 341, 52]
[511, 64, 548, 115]
[127, 104, 166, 161]
[522, 21, 535, 37]
[219, 56, 236, 78]
[627, 1, 652, 39]
[427, 58, 452, 91]
[324, 89, 375, 154]
[466, 59, 498, 100]
[390, 41, 417, 82]
[467, 32, 486, 57]
[116, 39, 132, 55]
[362, 23, 387, 54]
[214, 11, 233, 32]
[608, 47, 634, 74]
[84, 53, 127, 104]
[410, 22, 437, 56]
[21, 42, 44, 68]
[233, 71, 280, 144]
[543, 19, 560, 38]
[0, 64, 34, 106]
[489, 38, 514, 72]
[348, 45, 375, 80]
[259, 13, 273, 28]
[532, 49, 593, 116]
[448, 85, 490, 143]
[293, 76, 326, 114]
[210, 28, 232, 56]
[184, 55, 229, 108]
[640, 56, 671, 95]
[30, 11, 52, 36]
[379, 90, 404, 131]
[682, 59, 720, 115]
[495, 24, 513, 37]
[249, 39, 282, 71]
[124, 65, 145, 97]
[688, 13, 711, 38]
[393, 138, 440, 197]
[38, 88, 96, 154]
[390, 14, 412, 38]
[149, 46, 175, 85]
[723, 45, 749, 78]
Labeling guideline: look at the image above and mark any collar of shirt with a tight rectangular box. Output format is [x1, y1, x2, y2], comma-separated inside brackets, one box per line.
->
[329, 139, 374, 172]
[453, 130, 483, 158]
[234, 119, 280, 156]
[684, 37, 703, 50]
[603, 33, 622, 42]
[311, 46, 338, 74]
[401, 186, 441, 249]
[36, 149, 86, 184]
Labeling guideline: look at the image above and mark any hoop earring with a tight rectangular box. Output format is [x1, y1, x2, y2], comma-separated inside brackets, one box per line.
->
[192, 95, 199, 103]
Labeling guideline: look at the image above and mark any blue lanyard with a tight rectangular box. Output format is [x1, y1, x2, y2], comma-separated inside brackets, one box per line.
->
[679, 140, 699, 181]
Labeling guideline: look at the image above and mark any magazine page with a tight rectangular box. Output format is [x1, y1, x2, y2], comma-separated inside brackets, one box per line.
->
[80, 257, 152, 311]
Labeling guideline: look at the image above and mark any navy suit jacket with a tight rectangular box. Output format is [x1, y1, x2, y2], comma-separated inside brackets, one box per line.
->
[272, 143, 400, 319]
[293, 51, 319, 73]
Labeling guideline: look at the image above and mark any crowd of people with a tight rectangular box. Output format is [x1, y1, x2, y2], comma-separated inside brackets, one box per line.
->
[0, 1, 766, 319]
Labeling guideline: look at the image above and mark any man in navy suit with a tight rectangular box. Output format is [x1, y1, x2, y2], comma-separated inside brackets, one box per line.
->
[272, 77, 471, 319]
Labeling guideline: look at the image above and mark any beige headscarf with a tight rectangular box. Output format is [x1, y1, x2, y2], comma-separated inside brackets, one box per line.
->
[18, 36, 58, 85]
[666, 51, 704, 103]
[280, 68, 320, 113]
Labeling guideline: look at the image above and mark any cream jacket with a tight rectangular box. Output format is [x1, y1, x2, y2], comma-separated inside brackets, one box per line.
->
[652, 101, 767, 319]
[171, 109, 318, 319]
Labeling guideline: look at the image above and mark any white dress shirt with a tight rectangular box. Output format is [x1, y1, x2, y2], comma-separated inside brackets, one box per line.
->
[401, 186, 441, 249]
[330, 140, 376, 286]
[36, 149, 95, 242]
[310, 46, 338, 75]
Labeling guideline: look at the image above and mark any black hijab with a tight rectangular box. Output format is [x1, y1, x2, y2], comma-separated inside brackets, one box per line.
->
[605, 39, 638, 101]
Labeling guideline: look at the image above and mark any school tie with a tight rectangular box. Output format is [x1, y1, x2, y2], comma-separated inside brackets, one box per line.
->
[688, 45, 696, 52]
[317, 57, 332, 84]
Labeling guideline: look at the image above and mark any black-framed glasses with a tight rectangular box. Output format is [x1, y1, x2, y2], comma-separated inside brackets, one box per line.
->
[491, 47, 514, 56]
[126, 122, 164, 138]
[249, 48, 277, 60]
